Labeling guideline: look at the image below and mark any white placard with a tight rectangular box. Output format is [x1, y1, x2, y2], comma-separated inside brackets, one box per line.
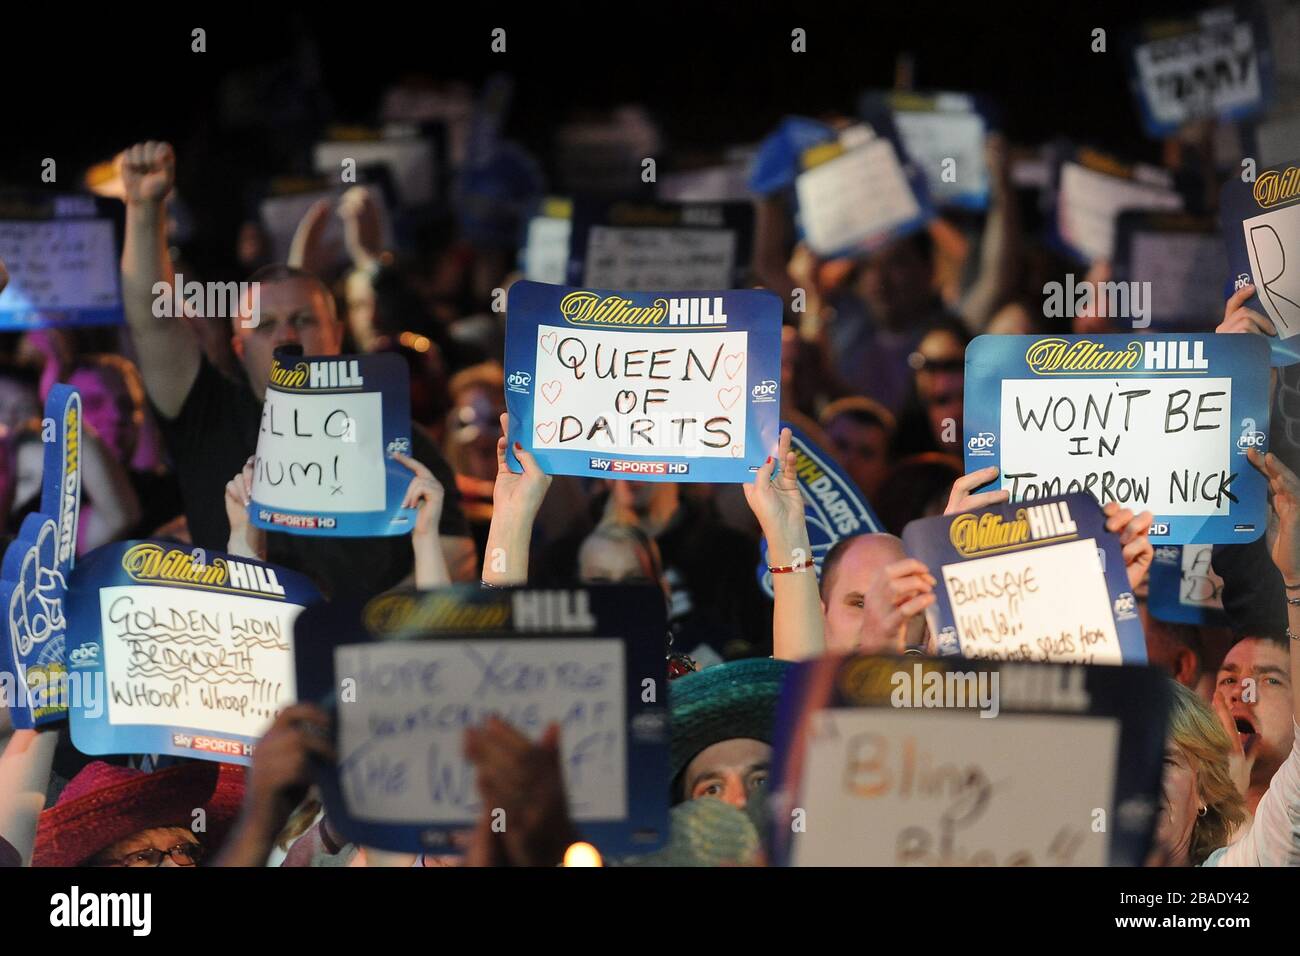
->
[253, 388, 385, 513]
[894, 110, 987, 205]
[532, 325, 749, 457]
[313, 139, 435, 206]
[1134, 21, 1262, 130]
[100, 585, 300, 738]
[791, 708, 1117, 865]
[522, 215, 571, 284]
[998, 376, 1232, 515]
[334, 639, 626, 823]
[0, 220, 118, 312]
[795, 138, 922, 255]
[1057, 162, 1184, 262]
[1242, 203, 1300, 338]
[582, 226, 736, 291]
[942, 538, 1121, 664]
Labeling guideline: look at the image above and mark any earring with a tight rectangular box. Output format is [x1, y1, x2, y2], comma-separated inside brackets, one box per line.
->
[1198, 805, 1208, 817]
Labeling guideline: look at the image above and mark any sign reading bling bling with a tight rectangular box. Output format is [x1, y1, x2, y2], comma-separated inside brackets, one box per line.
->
[964, 334, 1269, 544]
[504, 280, 783, 482]
[66, 540, 320, 765]
[0, 385, 82, 727]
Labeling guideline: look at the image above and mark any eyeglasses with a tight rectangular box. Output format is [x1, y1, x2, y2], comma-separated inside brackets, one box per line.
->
[97, 841, 205, 868]
[908, 352, 964, 374]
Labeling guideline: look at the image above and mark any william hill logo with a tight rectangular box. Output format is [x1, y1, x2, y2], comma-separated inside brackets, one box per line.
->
[1254, 166, 1300, 209]
[558, 291, 727, 328]
[1025, 338, 1210, 374]
[950, 501, 1078, 557]
[270, 359, 362, 390]
[121, 543, 284, 597]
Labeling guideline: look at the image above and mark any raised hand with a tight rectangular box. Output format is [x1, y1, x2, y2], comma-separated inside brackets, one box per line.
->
[945, 465, 1011, 515]
[118, 141, 175, 207]
[743, 427, 809, 562]
[1219, 284, 1277, 337]
[394, 452, 444, 537]
[224, 457, 265, 559]
[1248, 448, 1300, 584]
[1102, 501, 1154, 591]
[1211, 688, 1256, 799]
[493, 412, 552, 519]
[865, 557, 936, 653]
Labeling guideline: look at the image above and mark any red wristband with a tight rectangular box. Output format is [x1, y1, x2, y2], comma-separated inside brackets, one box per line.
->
[768, 558, 814, 574]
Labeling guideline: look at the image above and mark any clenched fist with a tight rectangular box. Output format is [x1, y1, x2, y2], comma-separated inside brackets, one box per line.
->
[117, 141, 175, 206]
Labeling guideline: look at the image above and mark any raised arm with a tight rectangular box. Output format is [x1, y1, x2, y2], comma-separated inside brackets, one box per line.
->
[957, 133, 1020, 331]
[393, 452, 450, 588]
[78, 429, 142, 549]
[744, 427, 825, 661]
[118, 141, 202, 419]
[482, 413, 552, 586]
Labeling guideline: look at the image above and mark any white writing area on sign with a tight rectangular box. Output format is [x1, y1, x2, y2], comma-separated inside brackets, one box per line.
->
[942, 539, 1121, 664]
[254, 389, 384, 512]
[1243, 204, 1300, 338]
[999, 377, 1232, 514]
[534, 324, 748, 457]
[99, 586, 298, 738]
[583, 226, 735, 291]
[1057, 163, 1183, 262]
[792, 708, 1117, 866]
[334, 640, 626, 823]
[795, 138, 920, 254]
[0, 220, 118, 311]
[893, 110, 987, 204]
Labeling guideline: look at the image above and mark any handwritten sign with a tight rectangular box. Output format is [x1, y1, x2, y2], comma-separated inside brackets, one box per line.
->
[1128, 6, 1272, 137]
[65, 541, 320, 765]
[1148, 544, 1229, 626]
[250, 351, 414, 536]
[794, 127, 933, 257]
[521, 198, 572, 285]
[313, 134, 437, 207]
[859, 91, 992, 210]
[566, 199, 753, 291]
[768, 655, 1169, 866]
[1048, 148, 1184, 263]
[0, 385, 81, 728]
[0, 194, 123, 329]
[504, 280, 782, 483]
[903, 493, 1146, 664]
[294, 585, 670, 856]
[1112, 212, 1228, 330]
[757, 421, 884, 597]
[1221, 157, 1300, 367]
[964, 334, 1269, 544]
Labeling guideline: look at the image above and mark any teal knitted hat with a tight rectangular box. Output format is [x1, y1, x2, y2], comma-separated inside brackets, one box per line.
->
[669, 657, 792, 783]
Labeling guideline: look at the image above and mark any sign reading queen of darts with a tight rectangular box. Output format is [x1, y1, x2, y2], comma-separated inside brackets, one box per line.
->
[504, 280, 783, 482]
[0, 385, 81, 727]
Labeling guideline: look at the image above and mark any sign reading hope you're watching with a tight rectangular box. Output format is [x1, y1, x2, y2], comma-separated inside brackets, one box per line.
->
[504, 280, 782, 482]
[964, 334, 1268, 545]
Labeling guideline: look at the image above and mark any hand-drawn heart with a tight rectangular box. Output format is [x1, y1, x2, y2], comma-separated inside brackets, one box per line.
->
[717, 386, 741, 410]
[541, 380, 563, 404]
[614, 390, 637, 414]
[535, 421, 558, 443]
[723, 353, 745, 380]
[730, 444, 744, 458]
[539, 332, 557, 355]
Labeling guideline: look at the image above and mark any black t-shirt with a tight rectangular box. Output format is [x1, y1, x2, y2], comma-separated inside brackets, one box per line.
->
[154, 357, 469, 600]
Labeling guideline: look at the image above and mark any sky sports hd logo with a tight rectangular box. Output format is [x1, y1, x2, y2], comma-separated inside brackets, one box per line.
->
[589, 458, 689, 475]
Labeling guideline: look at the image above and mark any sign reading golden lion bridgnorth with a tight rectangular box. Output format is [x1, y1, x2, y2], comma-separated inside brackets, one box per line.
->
[66, 540, 321, 766]
[504, 280, 783, 483]
[904, 493, 1146, 666]
[1221, 157, 1300, 367]
[965, 333, 1270, 545]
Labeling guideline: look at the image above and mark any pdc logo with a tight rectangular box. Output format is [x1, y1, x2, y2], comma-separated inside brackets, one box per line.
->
[506, 370, 532, 394]
[1234, 273, 1253, 291]
[69, 642, 99, 665]
[751, 380, 778, 403]
[1114, 591, 1137, 618]
[967, 431, 996, 456]
[386, 437, 411, 457]
[1237, 429, 1266, 451]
